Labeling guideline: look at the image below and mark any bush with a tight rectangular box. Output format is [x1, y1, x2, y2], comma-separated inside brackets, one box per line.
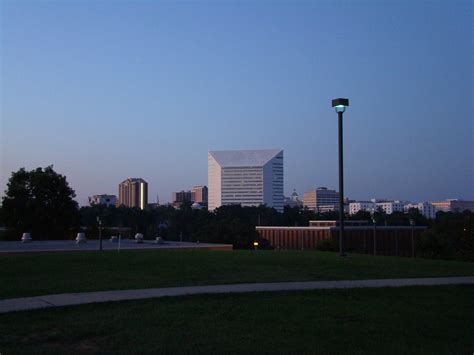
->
[316, 237, 339, 252]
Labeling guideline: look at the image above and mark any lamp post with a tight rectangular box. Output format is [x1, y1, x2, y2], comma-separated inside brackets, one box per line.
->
[97, 216, 103, 251]
[371, 209, 377, 256]
[332, 98, 349, 257]
[409, 218, 415, 257]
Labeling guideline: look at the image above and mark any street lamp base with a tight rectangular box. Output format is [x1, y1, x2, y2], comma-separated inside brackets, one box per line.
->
[339, 252, 347, 257]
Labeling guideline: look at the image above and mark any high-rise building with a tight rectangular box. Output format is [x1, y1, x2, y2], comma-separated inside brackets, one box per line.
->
[208, 149, 284, 212]
[118, 178, 148, 210]
[88, 194, 117, 207]
[191, 186, 208, 204]
[303, 187, 340, 212]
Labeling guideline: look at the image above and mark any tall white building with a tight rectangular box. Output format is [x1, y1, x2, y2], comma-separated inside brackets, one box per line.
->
[208, 149, 284, 212]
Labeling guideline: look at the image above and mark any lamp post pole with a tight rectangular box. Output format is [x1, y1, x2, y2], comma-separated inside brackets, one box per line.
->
[338, 110, 345, 256]
[332, 98, 349, 257]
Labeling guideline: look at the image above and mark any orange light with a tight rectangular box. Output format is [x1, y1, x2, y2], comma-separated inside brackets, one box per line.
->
[253, 241, 259, 247]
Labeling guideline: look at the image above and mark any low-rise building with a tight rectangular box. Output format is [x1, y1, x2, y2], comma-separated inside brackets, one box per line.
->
[374, 200, 404, 214]
[349, 201, 375, 215]
[88, 194, 117, 207]
[256, 221, 426, 257]
[349, 200, 404, 215]
[431, 199, 474, 213]
[404, 202, 437, 219]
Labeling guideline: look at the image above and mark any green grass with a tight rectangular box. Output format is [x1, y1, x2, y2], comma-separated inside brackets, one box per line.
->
[1, 250, 473, 299]
[0, 285, 473, 354]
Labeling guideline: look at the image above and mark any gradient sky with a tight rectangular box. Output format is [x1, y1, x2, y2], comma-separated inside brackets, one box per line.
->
[1, 0, 472, 206]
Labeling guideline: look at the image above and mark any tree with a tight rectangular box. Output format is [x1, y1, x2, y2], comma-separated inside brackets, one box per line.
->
[1, 166, 79, 239]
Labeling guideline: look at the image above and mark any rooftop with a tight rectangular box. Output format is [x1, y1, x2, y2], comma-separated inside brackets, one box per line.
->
[209, 149, 283, 167]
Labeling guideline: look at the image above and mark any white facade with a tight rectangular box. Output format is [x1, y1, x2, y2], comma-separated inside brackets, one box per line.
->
[404, 202, 437, 219]
[349, 201, 375, 215]
[208, 149, 284, 212]
[375, 201, 404, 214]
[88, 194, 117, 207]
[349, 200, 404, 215]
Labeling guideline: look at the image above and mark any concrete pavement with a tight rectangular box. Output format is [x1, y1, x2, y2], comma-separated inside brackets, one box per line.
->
[1, 276, 473, 314]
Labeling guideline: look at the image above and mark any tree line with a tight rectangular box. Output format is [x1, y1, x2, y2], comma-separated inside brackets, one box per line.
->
[0, 166, 472, 260]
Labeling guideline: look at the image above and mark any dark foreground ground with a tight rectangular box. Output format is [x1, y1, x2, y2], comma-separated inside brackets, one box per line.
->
[0, 285, 472, 354]
[1, 249, 474, 299]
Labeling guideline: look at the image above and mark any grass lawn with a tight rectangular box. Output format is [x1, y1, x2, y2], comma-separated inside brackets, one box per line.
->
[0, 285, 473, 354]
[0, 249, 473, 299]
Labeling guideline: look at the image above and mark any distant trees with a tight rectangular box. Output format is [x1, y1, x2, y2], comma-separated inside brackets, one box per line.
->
[0, 166, 79, 239]
[0, 167, 472, 258]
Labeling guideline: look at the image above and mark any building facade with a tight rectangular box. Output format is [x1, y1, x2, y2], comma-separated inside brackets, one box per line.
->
[257, 221, 426, 257]
[191, 185, 208, 204]
[349, 201, 375, 215]
[171, 190, 193, 207]
[404, 202, 437, 219]
[303, 187, 340, 212]
[208, 149, 284, 212]
[431, 199, 474, 213]
[349, 200, 404, 215]
[375, 200, 404, 214]
[88, 194, 117, 207]
[118, 178, 148, 210]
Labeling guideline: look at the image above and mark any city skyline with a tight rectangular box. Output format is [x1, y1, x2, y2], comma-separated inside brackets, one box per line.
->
[1, 1, 473, 206]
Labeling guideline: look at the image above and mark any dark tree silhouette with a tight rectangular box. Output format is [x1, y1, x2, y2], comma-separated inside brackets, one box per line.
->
[1, 166, 79, 239]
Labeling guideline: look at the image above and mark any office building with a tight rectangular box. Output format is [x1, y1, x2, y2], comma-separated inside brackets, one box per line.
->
[88, 194, 117, 207]
[118, 178, 148, 210]
[303, 187, 340, 212]
[191, 186, 208, 204]
[172, 190, 192, 207]
[431, 199, 474, 213]
[404, 202, 437, 219]
[208, 149, 284, 212]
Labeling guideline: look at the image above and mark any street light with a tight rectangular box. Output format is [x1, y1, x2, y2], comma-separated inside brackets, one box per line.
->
[332, 98, 349, 256]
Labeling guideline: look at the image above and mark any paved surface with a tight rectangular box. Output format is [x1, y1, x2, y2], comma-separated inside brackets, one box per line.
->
[1, 276, 472, 314]
[0, 240, 233, 253]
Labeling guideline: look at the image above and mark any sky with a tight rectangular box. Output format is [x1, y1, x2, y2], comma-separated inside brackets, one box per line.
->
[1, 0, 472, 206]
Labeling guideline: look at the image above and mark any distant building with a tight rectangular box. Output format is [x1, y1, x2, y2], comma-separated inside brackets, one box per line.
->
[349, 200, 404, 215]
[373, 200, 404, 215]
[303, 187, 340, 212]
[88, 194, 117, 207]
[284, 190, 303, 208]
[349, 201, 375, 215]
[208, 149, 284, 212]
[431, 199, 474, 213]
[191, 186, 208, 204]
[404, 202, 437, 219]
[172, 190, 192, 207]
[118, 178, 148, 210]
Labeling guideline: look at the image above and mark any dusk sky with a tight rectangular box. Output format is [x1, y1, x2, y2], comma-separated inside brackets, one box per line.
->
[1, 0, 472, 206]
